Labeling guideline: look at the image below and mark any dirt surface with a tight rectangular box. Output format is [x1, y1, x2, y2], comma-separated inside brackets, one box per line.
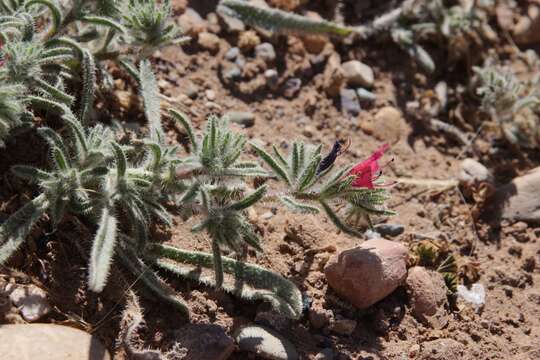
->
[1, 1, 539, 359]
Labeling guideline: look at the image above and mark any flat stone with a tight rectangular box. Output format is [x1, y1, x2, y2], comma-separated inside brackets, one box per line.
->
[219, 12, 246, 33]
[236, 325, 298, 360]
[341, 60, 374, 88]
[283, 78, 302, 99]
[0, 324, 110, 360]
[324, 238, 408, 309]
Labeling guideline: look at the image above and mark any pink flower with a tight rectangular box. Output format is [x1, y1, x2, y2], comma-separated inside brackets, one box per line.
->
[349, 144, 390, 188]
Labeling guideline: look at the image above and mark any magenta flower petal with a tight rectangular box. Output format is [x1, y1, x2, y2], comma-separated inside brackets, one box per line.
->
[349, 144, 390, 189]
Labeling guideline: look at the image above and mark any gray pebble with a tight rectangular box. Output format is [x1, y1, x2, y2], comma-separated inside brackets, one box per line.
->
[374, 223, 405, 237]
[340, 88, 360, 117]
[226, 111, 255, 127]
[283, 78, 302, 99]
[225, 47, 240, 61]
[256, 42, 277, 63]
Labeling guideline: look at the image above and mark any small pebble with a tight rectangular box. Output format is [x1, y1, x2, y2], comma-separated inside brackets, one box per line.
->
[356, 88, 376, 102]
[205, 89, 216, 101]
[225, 47, 240, 61]
[341, 60, 374, 88]
[226, 111, 255, 127]
[255, 42, 277, 63]
[265, 69, 279, 88]
[283, 78, 302, 99]
[340, 88, 360, 117]
[374, 223, 405, 237]
[223, 66, 242, 81]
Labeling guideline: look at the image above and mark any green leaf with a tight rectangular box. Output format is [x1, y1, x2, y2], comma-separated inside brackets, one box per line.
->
[79, 15, 126, 33]
[297, 153, 321, 192]
[111, 142, 127, 180]
[88, 206, 118, 292]
[272, 144, 287, 166]
[147, 243, 303, 319]
[0, 194, 48, 264]
[280, 196, 319, 214]
[35, 78, 74, 105]
[139, 60, 163, 142]
[11, 165, 51, 183]
[169, 109, 197, 152]
[227, 185, 267, 211]
[117, 240, 190, 317]
[25, 0, 62, 36]
[251, 142, 290, 185]
[79, 49, 95, 124]
[320, 200, 362, 237]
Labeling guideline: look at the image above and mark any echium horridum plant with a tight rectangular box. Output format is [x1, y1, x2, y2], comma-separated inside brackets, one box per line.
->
[0, 57, 395, 320]
[473, 53, 540, 149]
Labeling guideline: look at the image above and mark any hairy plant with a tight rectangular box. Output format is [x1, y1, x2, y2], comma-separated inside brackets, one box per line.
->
[473, 58, 540, 148]
[121, 0, 188, 56]
[0, 0, 395, 321]
[390, 0, 496, 72]
[0, 83, 27, 143]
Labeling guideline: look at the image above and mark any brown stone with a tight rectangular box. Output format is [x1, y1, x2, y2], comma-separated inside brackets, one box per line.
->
[324, 239, 408, 309]
[0, 324, 111, 360]
[372, 106, 405, 143]
[406, 266, 448, 328]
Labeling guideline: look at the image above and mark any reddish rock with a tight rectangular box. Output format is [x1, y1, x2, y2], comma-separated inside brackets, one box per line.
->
[324, 239, 408, 309]
[406, 266, 448, 328]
